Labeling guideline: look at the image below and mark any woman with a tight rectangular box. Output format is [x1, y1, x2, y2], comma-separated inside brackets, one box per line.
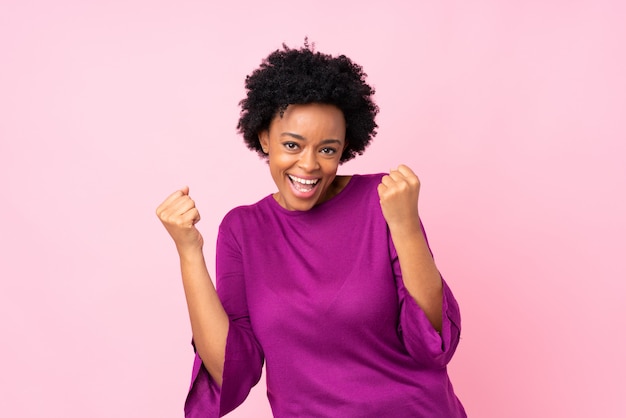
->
[157, 43, 466, 417]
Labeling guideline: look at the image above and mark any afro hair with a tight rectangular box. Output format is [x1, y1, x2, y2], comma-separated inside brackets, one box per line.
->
[237, 41, 379, 163]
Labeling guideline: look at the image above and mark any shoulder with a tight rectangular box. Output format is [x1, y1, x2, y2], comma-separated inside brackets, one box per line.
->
[334, 173, 386, 215]
[219, 195, 274, 232]
[351, 172, 386, 186]
[343, 173, 386, 197]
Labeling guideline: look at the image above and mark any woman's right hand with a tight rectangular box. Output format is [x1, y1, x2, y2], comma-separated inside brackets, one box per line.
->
[157, 186, 229, 386]
[156, 186, 204, 252]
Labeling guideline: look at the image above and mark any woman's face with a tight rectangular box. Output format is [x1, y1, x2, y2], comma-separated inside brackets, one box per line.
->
[258, 103, 346, 211]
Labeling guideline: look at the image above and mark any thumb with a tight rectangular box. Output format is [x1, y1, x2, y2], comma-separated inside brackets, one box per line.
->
[181, 185, 190, 195]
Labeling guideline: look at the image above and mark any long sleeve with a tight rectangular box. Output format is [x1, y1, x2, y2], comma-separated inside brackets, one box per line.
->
[391, 222, 462, 369]
[184, 222, 264, 417]
[183, 176, 466, 417]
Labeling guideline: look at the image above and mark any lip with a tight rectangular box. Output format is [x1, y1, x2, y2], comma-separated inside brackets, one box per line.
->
[287, 174, 321, 182]
[287, 174, 320, 199]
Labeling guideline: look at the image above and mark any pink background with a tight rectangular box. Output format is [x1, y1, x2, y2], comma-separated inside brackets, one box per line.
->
[1, 0, 625, 416]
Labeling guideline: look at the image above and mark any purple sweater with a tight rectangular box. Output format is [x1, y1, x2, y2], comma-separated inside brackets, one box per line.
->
[185, 174, 466, 417]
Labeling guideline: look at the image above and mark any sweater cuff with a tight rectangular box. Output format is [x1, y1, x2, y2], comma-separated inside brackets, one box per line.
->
[399, 279, 461, 368]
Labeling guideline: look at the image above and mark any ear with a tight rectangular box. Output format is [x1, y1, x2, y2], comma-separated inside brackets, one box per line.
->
[338, 140, 349, 163]
[258, 130, 269, 154]
[341, 140, 349, 156]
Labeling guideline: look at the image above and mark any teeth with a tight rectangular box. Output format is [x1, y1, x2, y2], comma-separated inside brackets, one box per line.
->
[289, 175, 319, 185]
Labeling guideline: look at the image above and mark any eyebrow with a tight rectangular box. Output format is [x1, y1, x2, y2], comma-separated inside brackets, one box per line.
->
[280, 132, 343, 145]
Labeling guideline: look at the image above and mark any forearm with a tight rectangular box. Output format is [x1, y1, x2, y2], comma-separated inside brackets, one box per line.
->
[178, 246, 229, 387]
[389, 220, 443, 332]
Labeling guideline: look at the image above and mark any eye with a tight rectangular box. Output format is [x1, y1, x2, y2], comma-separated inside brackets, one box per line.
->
[320, 147, 337, 155]
[283, 142, 299, 151]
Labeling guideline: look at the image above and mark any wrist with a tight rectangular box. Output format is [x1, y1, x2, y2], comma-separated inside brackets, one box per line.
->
[176, 244, 205, 263]
[387, 216, 422, 237]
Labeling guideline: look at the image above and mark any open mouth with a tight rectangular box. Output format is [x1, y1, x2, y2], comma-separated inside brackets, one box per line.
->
[288, 174, 320, 193]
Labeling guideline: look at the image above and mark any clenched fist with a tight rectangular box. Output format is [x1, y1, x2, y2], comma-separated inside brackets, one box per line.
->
[377, 165, 421, 229]
[156, 186, 204, 251]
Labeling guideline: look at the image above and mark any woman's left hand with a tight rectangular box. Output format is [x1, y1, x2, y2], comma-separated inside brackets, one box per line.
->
[377, 164, 421, 228]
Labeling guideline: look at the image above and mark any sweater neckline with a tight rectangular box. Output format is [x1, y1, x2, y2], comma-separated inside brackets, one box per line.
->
[265, 174, 360, 216]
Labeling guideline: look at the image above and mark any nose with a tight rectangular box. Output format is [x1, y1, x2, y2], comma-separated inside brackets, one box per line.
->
[298, 149, 320, 172]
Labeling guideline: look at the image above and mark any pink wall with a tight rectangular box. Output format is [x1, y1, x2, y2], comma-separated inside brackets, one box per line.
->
[1, 0, 624, 416]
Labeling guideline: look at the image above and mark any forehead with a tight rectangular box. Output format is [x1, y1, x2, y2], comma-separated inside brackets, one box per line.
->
[270, 103, 346, 136]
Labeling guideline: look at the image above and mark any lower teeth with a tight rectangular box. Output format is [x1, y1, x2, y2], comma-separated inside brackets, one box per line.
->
[292, 179, 315, 192]
[295, 183, 313, 192]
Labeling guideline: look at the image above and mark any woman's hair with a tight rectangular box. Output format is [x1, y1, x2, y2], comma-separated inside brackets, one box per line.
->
[237, 41, 379, 163]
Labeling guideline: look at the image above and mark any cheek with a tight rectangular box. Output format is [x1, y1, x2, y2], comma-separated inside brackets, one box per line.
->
[269, 153, 292, 173]
[322, 158, 341, 174]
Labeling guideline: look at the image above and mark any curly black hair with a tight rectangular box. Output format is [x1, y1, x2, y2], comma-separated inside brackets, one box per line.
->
[237, 41, 379, 163]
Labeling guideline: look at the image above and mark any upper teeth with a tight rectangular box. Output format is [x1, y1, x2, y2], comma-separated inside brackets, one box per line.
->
[289, 175, 319, 185]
